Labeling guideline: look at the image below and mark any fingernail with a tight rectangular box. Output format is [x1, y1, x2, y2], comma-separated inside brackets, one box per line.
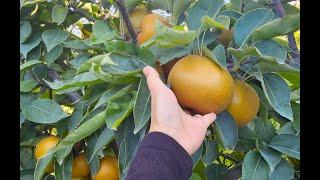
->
[143, 66, 152, 76]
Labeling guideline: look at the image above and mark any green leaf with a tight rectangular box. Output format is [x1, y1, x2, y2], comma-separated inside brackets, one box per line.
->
[34, 151, 54, 180]
[20, 79, 38, 92]
[283, 3, 300, 15]
[292, 103, 300, 133]
[55, 146, 73, 165]
[20, 31, 42, 58]
[20, 21, 32, 43]
[277, 122, 296, 135]
[205, 163, 228, 180]
[20, 147, 36, 169]
[201, 15, 230, 30]
[89, 127, 114, 162]
[54, 153, 72, 180]
[204, 44, 227, 69]
[236, 126, 256, 152]
[219, 10, 242, 20]
[189, 173, 202, 180]
[26, 44, 42, 61]
[55, 111, 106, 151]
[233, 8, 273, 48]
[20, 60, 44, 72]
[70, 54, 90, 69]
[191, 144, 203, 168]
[68, 101, 85, 131]
[227, 45, 279, 63]
[115, 116, 141, 173]
[277, 71, 300, 90]
[133, 76, 151, 134]
[42, 30, 69, 52]
[254, 40, 287, 64]
[259, 146, 282, 172]
[202, 139, 218, 165]
[253, 118, 276, 143]
[187, 0, 225, 30]
[149, 46, 189, 65]
[259, 61, 299, 73]
[261, 73, 293, 121]
[52, 5, 68, 25]
[269, 159, 294, 180]
[105, 100, 134, 130]
[147, 22, 196, 48]
[77, 54, 108, 74]
[242, 150, 269, 180]
[252, 14, 300, 42]
[64, 40, 89, 49]
[44, 45, 63, 65]
[269, 134, 300, 160]
[91, 20, 116, 44]
[21, 99, 69, 124]
[45, 71, 103, 91]
[214, 111, 238, 150]
[172, 0, 193, 20]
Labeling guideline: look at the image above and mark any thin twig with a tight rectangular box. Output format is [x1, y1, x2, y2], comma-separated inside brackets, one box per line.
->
[69, 4, 97, 22]
[220, 153, 240, 163]
[271, 0, 300, 65]
[47, 69, 82, 103]
[114, 0, 137, 44]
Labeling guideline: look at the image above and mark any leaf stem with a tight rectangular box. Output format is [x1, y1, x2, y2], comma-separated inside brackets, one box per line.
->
[220, 153, 241, 163]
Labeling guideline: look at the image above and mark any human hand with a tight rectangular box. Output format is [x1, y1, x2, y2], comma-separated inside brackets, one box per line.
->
[143, 66, 216, 155]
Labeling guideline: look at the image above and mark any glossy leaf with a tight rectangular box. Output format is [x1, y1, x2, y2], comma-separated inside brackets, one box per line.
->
[77, 54, 108, 74]
[85, 132, 101, 175]
[42, 30, 69, 52]
[44, 45, 63, 65]
[70, 54, 90, 69]
[292, 103, 300, 133]
[191, 144, 203, 168]
[55, 111, 106, 151]
[63, 40, 89, 49]
[254, 40, 287, 64]
[20, 79, 38, 92]
[133, 76, 151, 134]
[105, 100, 134, 130]
[189, 173, 202, 180]
[45, 71, 103, 91]
[187, 0, 225, 30]
[91, 20, 116, 44]
[20, 32, 42, 58]
[149, 46, 189, 65]
[261, 73, 293, 121]
[54, 154, 72, 180]
[20, 147, 36, 169]
[52, 5, 68, 25]
[213, 111, 238, 150]
[20, 21, 32, 43]
[242, 150, 269, 180]
[252, 14, 300, 42]
[269, 159, 294, 180]
[277, 122, 296, 135]
[259, 146, 282, 172]
[20, 60, 44, 72]
[201, 15, 230, 30]
[269, 134, 300, 160]
[147, 22, 196, 48]
[236, 126, 256, 152]
[55, 146, 73, 165]
[253, 118, 276, 143]
[219, 10, 242, 20]
[205, 163, 228, 180]
[233, 8, 274, 47]
[115, 116, 141, 173]
[213, 44, 227, 68]
[202, 139, 218, 165]
[34, 151, 54, 180]
[21, 99, 69, 124]
[89, 127, 115, 162]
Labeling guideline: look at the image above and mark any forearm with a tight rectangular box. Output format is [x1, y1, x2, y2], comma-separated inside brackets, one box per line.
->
[126, 132, 193, 180]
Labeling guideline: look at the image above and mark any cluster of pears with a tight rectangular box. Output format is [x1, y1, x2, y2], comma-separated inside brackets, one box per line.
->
[129, 5, 259, 126]
[34, 136, 119, 180]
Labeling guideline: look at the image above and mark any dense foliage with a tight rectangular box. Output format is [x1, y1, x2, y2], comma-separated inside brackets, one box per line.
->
[20, 0, 300, 179]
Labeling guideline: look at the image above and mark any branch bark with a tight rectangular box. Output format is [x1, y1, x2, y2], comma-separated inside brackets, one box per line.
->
[69, 4, 97, 22]
[115, 0, 137, 44]
[271, 0, 300, 65]
[47, 69, 82, 103]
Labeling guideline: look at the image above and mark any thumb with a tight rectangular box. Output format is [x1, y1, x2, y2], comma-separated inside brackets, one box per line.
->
[200, 113, 216, 127]
[143, 66, 167, 96]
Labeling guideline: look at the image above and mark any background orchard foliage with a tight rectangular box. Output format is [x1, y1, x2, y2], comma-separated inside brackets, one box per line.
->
[20, 0, 300, 179]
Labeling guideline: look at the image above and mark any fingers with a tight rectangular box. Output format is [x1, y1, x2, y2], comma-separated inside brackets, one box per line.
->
[143, 66, 167, 96]
[199, 113, 216, 127]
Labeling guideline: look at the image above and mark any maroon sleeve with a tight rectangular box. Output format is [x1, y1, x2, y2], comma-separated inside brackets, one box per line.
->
[126, 132, 193, 180]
